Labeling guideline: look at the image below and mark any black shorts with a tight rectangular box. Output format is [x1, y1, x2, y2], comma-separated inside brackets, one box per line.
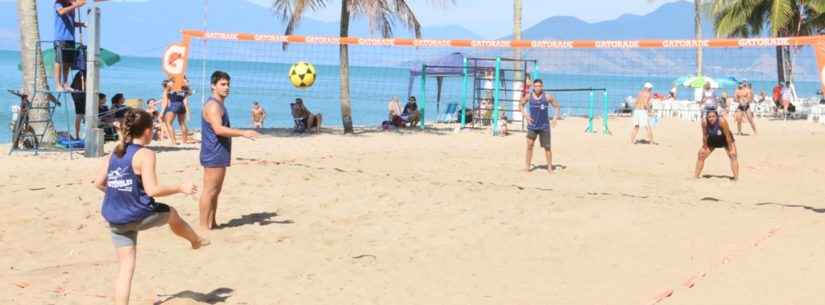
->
[54, 41, 77, 66]
[71, 92, 85, 115]
[527, 129, 551, 149]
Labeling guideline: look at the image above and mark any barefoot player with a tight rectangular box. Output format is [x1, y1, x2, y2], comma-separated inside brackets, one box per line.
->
[93, 109, 208, 305]
[519, 79, 560, 174]
[630, 82, 654, 144]
[694, 110, 739, 180]
[199, 71, 260, 231]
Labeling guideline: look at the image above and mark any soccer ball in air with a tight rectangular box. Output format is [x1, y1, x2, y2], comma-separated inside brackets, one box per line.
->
[289, 61, 316, 88]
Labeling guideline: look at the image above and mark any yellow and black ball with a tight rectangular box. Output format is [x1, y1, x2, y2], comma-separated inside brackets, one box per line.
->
[289, 61, 316, 88]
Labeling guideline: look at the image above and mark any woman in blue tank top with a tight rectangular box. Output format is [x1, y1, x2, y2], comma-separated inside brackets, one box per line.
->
[694, 110, 739, 180]
[93, 109, 208, 305]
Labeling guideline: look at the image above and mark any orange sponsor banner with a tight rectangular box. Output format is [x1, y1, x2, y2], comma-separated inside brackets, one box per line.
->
[180, 29, 825, 49]
[814, 41, 825, 94]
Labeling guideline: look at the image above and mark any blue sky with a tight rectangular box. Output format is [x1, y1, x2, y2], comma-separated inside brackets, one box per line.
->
[2, 0, 682, 38]
[242, 0, 684, 38]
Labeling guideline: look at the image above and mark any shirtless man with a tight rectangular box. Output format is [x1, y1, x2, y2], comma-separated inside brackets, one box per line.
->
[630, 82, 654, 144]
[734, 82, 757, 135]
[251, 101, 266, 129]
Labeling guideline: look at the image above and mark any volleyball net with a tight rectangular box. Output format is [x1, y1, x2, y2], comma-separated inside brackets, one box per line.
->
[163, 30, 825, 131]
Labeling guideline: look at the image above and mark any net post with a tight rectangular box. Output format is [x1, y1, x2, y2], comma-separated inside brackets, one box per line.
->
[460, 57, 468, 129]
[419, 64, 426, 129]
[492, 57, 502, 136]
[585, 90, 595, 133]
[84, 4, 103, 158]
[602, 91, 611, 135]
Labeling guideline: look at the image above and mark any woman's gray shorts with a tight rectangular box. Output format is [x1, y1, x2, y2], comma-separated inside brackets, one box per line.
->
[108, 203, 170, 248]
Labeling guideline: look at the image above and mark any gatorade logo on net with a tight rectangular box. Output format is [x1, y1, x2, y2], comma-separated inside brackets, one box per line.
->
[253, 34, 287, 42]
[530, 41, 574, 49]
[470, 40, 512, 48]
[306, 36, 341, 45]
[163, 44, 186, 76]
[737, 38, 791, 47]
[205, 32, 239, 41]
[357, 38, 395, 46]
[413, 39, 452, 47]
[595, 40, 640, 48]
[663, 40, 710, 48]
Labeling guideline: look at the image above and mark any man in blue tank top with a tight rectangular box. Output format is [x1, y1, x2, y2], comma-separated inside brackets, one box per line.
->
[54, 0, 86, 91]
[199, 71, 260, 231]
[519, 79, 560, 174]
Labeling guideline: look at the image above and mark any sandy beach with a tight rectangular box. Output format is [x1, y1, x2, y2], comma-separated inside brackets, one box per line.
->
[1, 116, 824, 305]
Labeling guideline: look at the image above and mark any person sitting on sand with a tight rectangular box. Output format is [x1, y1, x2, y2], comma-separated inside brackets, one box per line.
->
[402, 96, 420, 127]
[694, 109, 739, 180]
[93, 109, 208, 305]
[291, 98, 322, 133]
[387, 97, 406, 128]
[497, 110, 509, 136]
[251, 101, 266, 129]
[630, 82, 654, 144]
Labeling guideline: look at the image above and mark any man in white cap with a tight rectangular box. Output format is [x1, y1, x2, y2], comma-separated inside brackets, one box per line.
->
[631, 82, 655, 144]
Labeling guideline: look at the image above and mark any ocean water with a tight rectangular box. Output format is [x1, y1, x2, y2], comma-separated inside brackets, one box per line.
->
[2, 49, 820, 144]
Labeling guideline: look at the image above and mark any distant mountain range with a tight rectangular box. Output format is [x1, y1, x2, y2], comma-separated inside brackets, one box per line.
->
[508, 1, 715, 40]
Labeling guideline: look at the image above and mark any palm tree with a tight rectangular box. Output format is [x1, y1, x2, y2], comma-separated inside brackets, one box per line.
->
[273, 0, 451, 133]
[694, 0, 703, 76]
[16, 0, 56, 143]
[712, 0, 825, 82]
[513, 0, 523, 82]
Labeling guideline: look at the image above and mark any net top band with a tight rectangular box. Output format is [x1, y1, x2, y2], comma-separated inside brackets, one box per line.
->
[182, 29, 825, 49]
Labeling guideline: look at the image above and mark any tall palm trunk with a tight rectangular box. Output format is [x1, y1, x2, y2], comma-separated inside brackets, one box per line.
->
[776, 46, 787, 83]
[513, 0, 522, 77]
[695, 0, 703, 76]
[339, 0, 354, 133]
[17, 0, 56, 143]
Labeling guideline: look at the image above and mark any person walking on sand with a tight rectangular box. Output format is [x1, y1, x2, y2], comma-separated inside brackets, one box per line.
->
[630, 82, 655, 144]
[93, 109, 208, 305]
[251, 101, 266, 129]
[519, 79, 560, 174]
[695, 109, 739, 180]
[199, 71, 260, 231]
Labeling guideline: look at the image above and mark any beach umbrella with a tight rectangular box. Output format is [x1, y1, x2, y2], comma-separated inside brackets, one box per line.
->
[715, 76, 739, 89]
[17, 47, 121, 71]
[681, 75, 719, 89]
